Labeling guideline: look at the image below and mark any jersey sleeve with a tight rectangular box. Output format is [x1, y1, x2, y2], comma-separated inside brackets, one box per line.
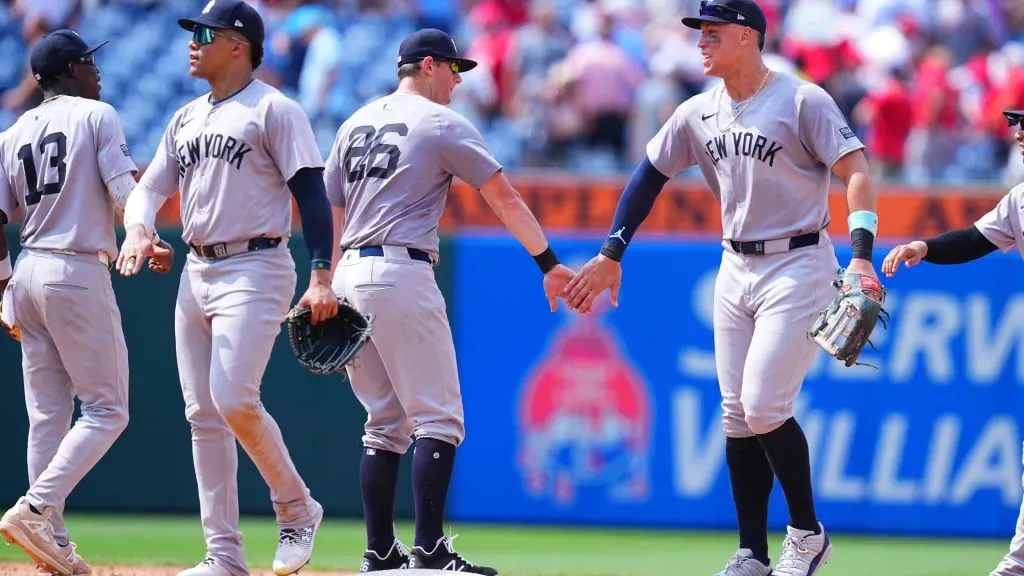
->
[262, 94, 325, 181]
[135, 112, 183, 199]
[323, 126, 346, 209]
[89, 102, 137, 183]
[435, 110, 502, 189]
[974, 186, 1022, 253]
[645, 102, 696, 177]
[797, 83, 865, 168]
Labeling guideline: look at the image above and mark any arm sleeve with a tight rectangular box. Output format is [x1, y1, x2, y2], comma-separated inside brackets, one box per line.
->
[435, 110, 502, 189]
[922, 225, 999, 264]
[599, 157, 670, 261]
[796, 84, 866, 168]
[135, 115, 182, 200]
[287, 167, 333, 268]
[644, 103, 696, 177]
[262, 95, 325, 181]
[323, 128, 345, 209]
[125, 116, 180, 233]
[90, 103, 137, 182]
[973, 189, 1019, 252]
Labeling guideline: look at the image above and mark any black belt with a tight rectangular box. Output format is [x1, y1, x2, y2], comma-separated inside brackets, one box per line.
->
[358, 245, 432, 264]
[189, 237, 282, 260]
[728, 231, 820, 256]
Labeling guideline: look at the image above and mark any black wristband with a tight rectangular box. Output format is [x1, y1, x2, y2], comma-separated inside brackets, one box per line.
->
[534, 246, 559, 274]
[850, 227, 874, 260]
[600, 239, 625, 262]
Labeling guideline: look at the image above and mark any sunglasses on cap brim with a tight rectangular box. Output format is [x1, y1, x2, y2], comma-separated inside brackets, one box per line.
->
[698, 0, 748, 23]
[1005, 112, 1024, 128]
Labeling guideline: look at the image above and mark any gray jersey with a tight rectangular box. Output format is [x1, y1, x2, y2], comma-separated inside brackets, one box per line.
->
[324, 93, 501, 257]
[975, 182, 1024, 258]
[646, 72, 864, 241]
[0, 96, 136, 256]
[135, 80, 323, 245]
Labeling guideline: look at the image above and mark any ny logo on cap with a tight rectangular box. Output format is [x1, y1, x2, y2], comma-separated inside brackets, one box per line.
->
[235, 20, 243, 27]
[202, 0, 215, 14]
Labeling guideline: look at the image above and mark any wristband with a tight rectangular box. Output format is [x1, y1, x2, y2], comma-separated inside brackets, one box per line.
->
[0, 253, 11, 281]
[850, 228, 874, 260]
[534, 246, 559, 274]
[600, 240, 625, 262]
[311, 259, 331, 272]
[848, 210, 878, 236]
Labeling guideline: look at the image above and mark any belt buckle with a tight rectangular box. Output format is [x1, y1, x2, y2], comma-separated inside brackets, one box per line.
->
[752, 241, 765, 255]
[212, 244, 228, 259]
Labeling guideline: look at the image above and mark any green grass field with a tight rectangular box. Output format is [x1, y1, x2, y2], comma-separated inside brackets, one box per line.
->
[0, 515, 1012, 576]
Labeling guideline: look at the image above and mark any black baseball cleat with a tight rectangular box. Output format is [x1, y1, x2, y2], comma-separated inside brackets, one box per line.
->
[409, 535, 499, 575]
[359, 538, 409, 572]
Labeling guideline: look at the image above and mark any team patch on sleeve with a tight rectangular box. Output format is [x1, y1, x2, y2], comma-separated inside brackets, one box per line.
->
[120, 143, 131, 157]
[839, 126, 856, 140]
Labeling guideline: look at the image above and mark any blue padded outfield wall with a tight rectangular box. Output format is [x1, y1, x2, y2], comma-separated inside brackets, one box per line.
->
[446, 234, 1024, 539]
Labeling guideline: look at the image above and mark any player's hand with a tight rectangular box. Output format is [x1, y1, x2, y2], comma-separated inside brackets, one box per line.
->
[845, 256, 878, 279]
[882, 241, 928, 277]
[564, 254, 621, 313]
[542, 264, 576, 312]
[148, 239, 175, 274]
[297, 270, 339, 324]
[117, 224, 156, 277]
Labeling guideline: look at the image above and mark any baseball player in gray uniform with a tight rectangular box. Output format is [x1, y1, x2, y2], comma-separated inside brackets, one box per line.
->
[0, 30, 172, 576]
[565, 1, 881, 575]
[324, 28, 575, 575]
[883, 108, 1024, 576]
[119, 2, 338, 575]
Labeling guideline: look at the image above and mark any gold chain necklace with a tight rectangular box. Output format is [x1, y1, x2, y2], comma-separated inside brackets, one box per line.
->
[715, 69, 772, 133]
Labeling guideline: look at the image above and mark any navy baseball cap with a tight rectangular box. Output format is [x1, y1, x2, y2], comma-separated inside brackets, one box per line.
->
[397, 28, 477, 72]
[683, 0, 768, 36]
[178, 0, 265, 50]
[30, 30, 108, 83]
[1005, 109, 1024, 127]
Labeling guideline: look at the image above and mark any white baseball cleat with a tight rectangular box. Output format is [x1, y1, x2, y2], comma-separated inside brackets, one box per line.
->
[0, 498, 72, 576]
[713, 549, 773, 576]
[272, 500, 324, 575]
[36, 542, 91, 575]
[772, 522, 832, 576]
[176, 558, 232, 576]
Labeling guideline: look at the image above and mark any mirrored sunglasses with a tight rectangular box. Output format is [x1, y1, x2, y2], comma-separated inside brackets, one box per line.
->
[193, 25, 217, 45]
[192, 25, 248, 46]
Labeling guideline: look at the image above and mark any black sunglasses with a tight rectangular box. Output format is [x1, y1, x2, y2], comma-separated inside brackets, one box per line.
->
[73, 53, 96, 66]
[1005, 112, 1024, 128]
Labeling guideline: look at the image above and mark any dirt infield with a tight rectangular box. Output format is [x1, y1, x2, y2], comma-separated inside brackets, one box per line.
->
[0, 563, 357, 576]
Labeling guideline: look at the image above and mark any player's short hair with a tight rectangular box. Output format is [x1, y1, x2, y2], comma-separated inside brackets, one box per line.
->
[251, 42, 263, 69]
[757, 31, 765, 51]
[398, 61, 422, 80]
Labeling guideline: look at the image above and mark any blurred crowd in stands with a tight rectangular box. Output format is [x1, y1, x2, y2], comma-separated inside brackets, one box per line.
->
[2, 0, 1024, 186]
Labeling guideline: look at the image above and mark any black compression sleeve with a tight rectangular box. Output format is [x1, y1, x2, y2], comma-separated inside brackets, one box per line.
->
[922, 225, 998, 264]
[599, 157, 670, 262]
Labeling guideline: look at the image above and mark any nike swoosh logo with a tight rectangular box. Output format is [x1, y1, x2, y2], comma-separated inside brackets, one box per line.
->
[702, 113, 717, 121]
[179, 117, 193, 128]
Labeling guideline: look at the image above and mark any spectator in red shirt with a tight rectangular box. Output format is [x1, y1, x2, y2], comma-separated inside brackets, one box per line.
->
[854, 67, 915, 179]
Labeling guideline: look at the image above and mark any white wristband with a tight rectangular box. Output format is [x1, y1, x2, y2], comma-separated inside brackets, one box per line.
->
[0, 253, 11, 282]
